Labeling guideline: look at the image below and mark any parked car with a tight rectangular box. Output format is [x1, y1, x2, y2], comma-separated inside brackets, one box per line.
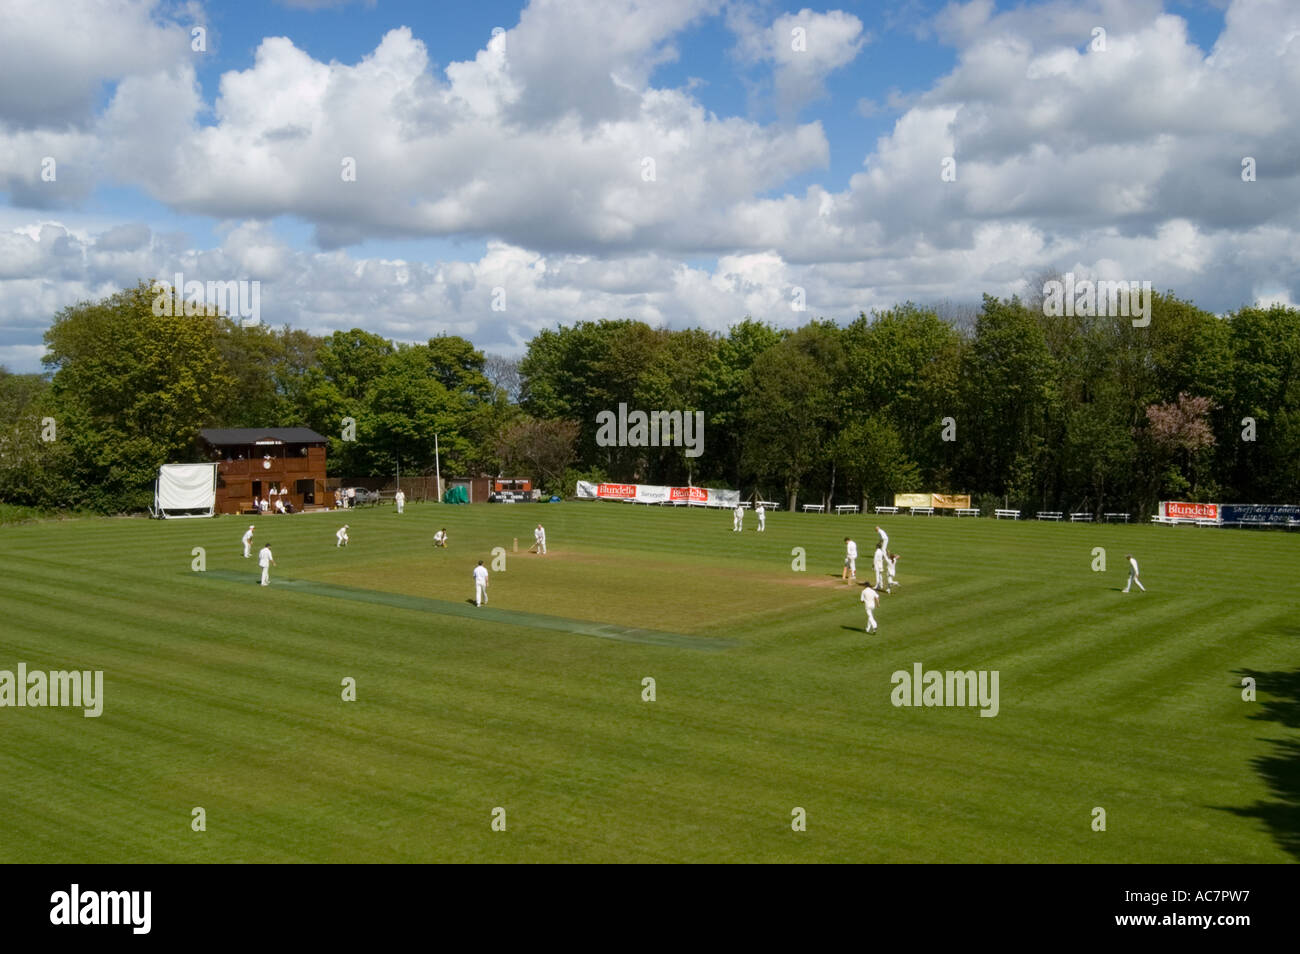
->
[341, 487, 381, 506]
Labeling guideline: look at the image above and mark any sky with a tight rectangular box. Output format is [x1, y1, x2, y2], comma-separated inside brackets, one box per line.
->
[2, 0, 1296, 373]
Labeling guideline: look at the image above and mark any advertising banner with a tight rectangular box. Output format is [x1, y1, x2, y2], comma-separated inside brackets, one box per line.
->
[577, 481, 739, 507]
[1160, 501, 1219, 520]
[930, 493, 972, 509]
[895, 493, 972, 509]
[1220, 504, 1300, 526]
[894, 493, 930, 509]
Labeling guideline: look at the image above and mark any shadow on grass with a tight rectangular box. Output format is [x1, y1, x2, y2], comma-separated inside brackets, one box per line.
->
[1220, 667, 1300, 860]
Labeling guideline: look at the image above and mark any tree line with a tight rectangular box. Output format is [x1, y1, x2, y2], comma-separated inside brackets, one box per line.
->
[1, 279, 1296, 515]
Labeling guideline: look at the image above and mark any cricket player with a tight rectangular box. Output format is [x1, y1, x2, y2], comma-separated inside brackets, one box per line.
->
[395, 489, 405, 514]
[886, 551, 901, 591]
[534, 524, 547, 555]
[843, 537, 858, 581]
[733, 505, 744, 532]
[258, 543, 275, 586]
[336, 525, 350, 547]
[876, 525, 889, 552]
[756, 504, 766, 531]
[242, 524, 255, 558]
[1123, 554, 1145, 593]
[860, 583, 880, 633]
[473, 560, 489, 606]
[873, 543, 886, 590]
[434, 528, 448, 548]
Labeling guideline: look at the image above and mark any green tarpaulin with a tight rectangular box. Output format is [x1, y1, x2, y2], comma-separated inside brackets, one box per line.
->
[442, 485, 469, 504]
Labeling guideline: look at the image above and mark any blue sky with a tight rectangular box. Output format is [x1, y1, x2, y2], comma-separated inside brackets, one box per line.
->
[5, 0, 1294, 373]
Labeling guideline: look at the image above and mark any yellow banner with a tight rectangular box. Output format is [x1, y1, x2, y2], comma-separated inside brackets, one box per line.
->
[894, 492, 972, 509]
[930, 493, 971, 509]
[894, 493, 931, 508]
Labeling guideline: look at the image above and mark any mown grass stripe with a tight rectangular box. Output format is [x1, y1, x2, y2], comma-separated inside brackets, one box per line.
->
[199, 568, 736, 651]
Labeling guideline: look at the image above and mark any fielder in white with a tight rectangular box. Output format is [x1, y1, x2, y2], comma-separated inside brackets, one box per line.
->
[258, 543, 275, 586]
[873, 543, 886, 590]
[336, 525, 350, 547]
[242, 524, 255, 558]
[860, 583, 881, 633]
[843, 537, 858, 581]
[534, 524, 547, 555]
[395, 489, 405, 514]
[886, 551, 901, 591]
[876, 524, 889, 552]
[755, 504, 765, 531]
[434, 528, 448, 548]
[1123, 554, 1145, 592]
[732, 505, 744, 532]
[473, 560, 489, 606]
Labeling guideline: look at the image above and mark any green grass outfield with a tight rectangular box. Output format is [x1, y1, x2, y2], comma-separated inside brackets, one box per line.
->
[0, 502, 1297, 863]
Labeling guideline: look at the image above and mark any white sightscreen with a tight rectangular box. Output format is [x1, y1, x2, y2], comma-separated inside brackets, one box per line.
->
[156, 463, 217, 516]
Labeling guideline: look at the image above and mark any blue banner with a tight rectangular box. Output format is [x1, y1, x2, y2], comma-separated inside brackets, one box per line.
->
[1220, 504, 1300, 525]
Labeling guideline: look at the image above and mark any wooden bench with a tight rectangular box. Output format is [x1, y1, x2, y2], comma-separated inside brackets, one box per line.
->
[1069, 512, 1093, 522]
[1196, 518, 1222, 527]
[802, 504, 825, 513]
[836, 504, 860, 515]
[873, 505, 898, 515]
[995, 509, 1020, 520]
[1036, 511, 1064, 521]
[909, 506, 934, 516]
[756, 500, 780, 511]
[1103, 513, 1130, 523]
[954, 507, 979, 518]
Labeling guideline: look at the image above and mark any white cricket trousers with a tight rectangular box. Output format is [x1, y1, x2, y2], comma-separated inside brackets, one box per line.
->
[260, 566, 269, 586]
[476, 583, 488, 606]
[865, 608, 877, 632]
[1124, 570, 1145, 592]
[243, 542, 251, 558]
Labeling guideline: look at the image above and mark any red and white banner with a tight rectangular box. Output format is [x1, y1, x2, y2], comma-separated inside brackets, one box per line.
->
[577, 481, 739, 507]
[1160, 501, 1219, 520]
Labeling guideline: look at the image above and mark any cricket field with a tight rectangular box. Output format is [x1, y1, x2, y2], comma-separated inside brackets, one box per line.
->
[0, 503, 1296, 863]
